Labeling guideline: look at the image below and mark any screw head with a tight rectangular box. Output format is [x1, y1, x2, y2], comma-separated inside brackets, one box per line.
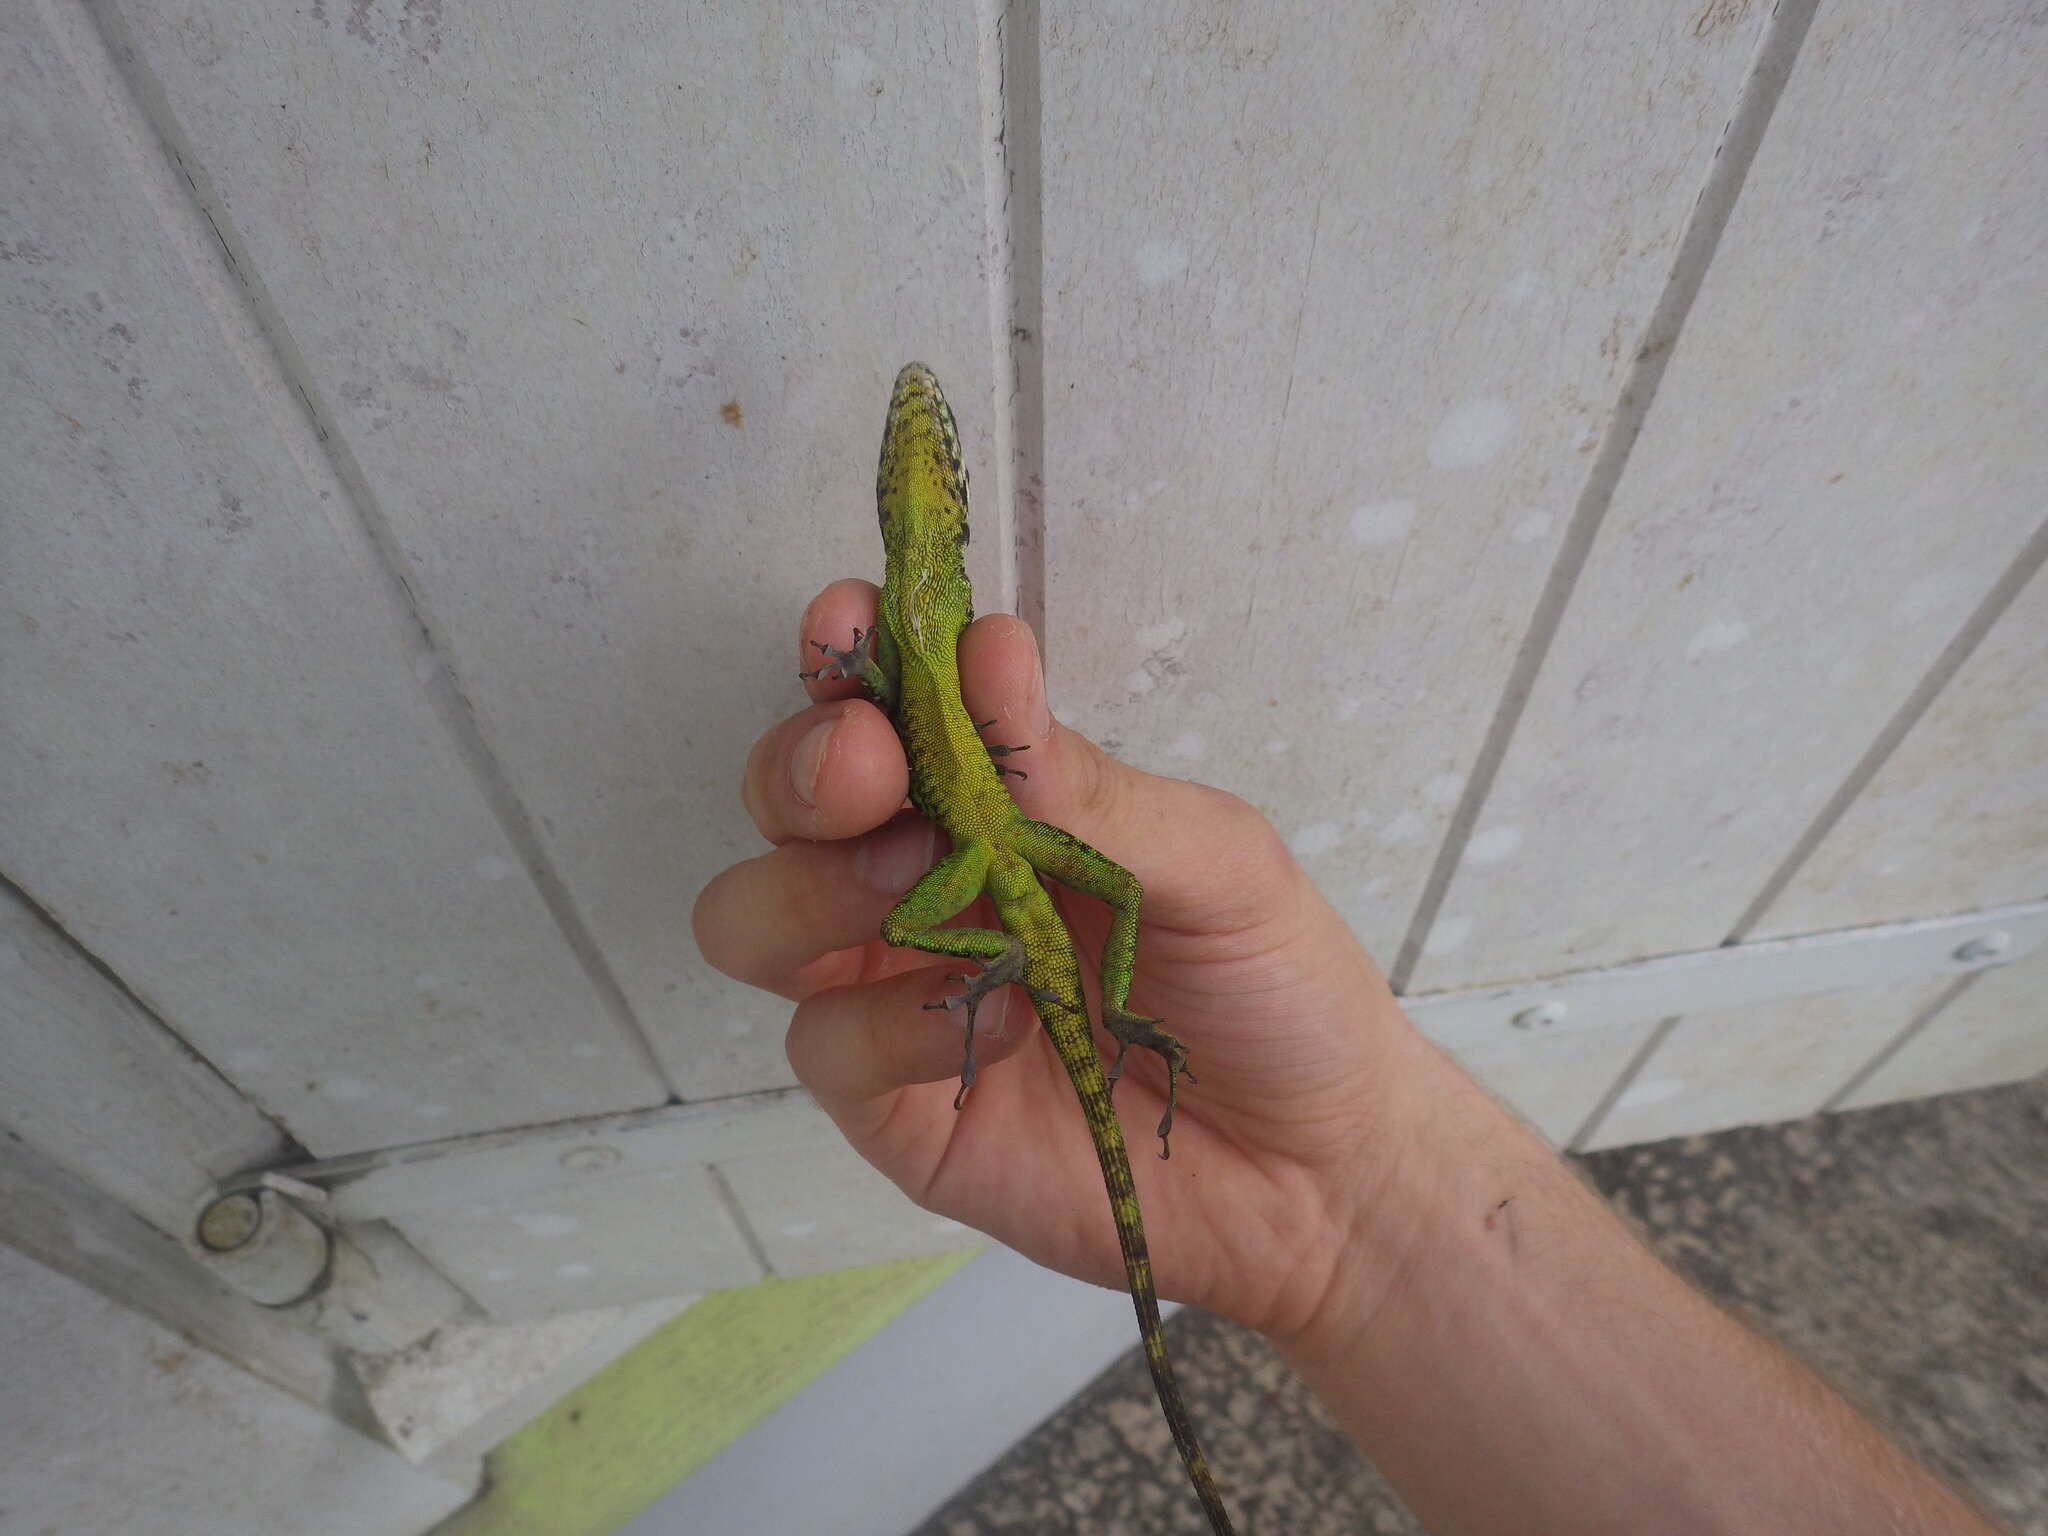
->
[197, 1192, 263, 1252]
[1952, 932, 2011, 965]
[1512, 1002, 1568, 1031]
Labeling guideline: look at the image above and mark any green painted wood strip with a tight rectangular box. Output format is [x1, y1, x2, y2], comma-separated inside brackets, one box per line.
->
[434, 1249, 978, 1536]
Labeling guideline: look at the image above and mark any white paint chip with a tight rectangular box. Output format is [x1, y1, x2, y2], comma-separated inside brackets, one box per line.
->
[1509, 512, 1553, 545]
[484, 1266, 517, 1283]
[1264, 738, 1291, 755]
[780, 1222, 820, 1239]
[472, 855, 519, 882]
[1124, 669, 1156, 696]
[1423, 914, 1474, 956]
[225, 1047, 273, 1074]
[555, 1262, 597, 1281]
[1463, 826, 1524, 865]
[721, 1017, 755, 1038]
[1687, 618, 1751, 657]
[1288, 821, 1346, 859]
[1428, 398, 1517, 469]
[1136, 619, 1187, 650]
[509, 1212, 582, 1239]
[1348, 498, 1417, 545]
[1499, 269, 1543, 306]
[1166, 732, 1205, 759]
[1376, 808, 1428, 847]
[1133, 241, 1190, 284]
[317, 1076, 378, 1103]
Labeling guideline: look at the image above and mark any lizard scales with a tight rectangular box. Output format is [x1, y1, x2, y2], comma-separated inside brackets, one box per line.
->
[811, 363, 1236, 1533]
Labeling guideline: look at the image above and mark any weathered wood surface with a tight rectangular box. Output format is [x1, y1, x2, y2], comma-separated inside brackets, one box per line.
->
[115, 0, 1006, 1099]
[2, 1, 667, 1154]
[1836, 947, 2048, 1112]
[1412, 0, 2048, 990]
[1037, 1, 1769, 964]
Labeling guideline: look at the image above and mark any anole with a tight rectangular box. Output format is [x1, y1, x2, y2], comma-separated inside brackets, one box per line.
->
[804, 363, 1236, 1533]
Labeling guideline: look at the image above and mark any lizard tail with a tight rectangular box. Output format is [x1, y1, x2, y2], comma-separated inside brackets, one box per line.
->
[1048, 1012, 1238, 1535]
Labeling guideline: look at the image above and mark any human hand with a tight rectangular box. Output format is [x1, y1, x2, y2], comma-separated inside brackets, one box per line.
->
[692, 579, 1435, 1340]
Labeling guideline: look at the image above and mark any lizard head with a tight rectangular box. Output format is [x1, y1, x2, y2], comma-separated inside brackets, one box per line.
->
[876, 361, 972, 591]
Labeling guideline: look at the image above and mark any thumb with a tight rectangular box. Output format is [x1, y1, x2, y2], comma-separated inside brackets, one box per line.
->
[956, 613, 1302, 936]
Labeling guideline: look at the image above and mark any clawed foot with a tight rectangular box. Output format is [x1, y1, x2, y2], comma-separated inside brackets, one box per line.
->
[1104, 1009, 1194, 1159]
[798, 629, 872, 683]
[924, 943, 1028, 1109]
[973, 720, 1031, 780]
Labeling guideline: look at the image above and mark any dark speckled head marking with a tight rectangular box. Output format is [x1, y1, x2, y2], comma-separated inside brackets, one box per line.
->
[876, 363, 975, 655]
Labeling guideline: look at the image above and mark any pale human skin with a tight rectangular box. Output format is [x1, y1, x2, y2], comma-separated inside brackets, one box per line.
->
[692, 579, 1997, 1536]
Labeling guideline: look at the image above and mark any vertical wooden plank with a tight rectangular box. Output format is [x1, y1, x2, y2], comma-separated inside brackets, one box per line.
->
[116, 0, 1005, 1098]
[1037, 1, 1770, 959]
[1835, 949, 2048, 1111]
[1579, 981, 1954, 1150]
[1, 1, 667, 1152]
[1414, 0, 2048, 991]
[1758, 561, 2048, 938]
[1449, 1020, 1660, 1148]
[0, 887, 288, 1234]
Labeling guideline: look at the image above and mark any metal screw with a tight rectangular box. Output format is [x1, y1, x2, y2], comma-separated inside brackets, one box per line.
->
[197, 1191, 262, 1252]
[1951, 932, 2011, 965]
[559, 1145, 622, 1173]
[1511, 1002, 1568, 1031]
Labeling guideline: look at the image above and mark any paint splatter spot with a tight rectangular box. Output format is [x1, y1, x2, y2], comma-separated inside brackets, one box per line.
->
[1428, 398, 1516, 469]
[555, 1262, 596, 1280]
[1509, 512, 1553, 545]
[1288, 822, 1346, 859]
[1166, 731, 1205, 758]
[1499, 270, 1543, 306]
[1423, 914, 1474, 955]
[719, 400, 743, 428]
[1376, 809, 1428, 847]
[510, 1212, 582, 1239]
[1616, 1077, 1687, 1110]
[1422, 772, 1464, 805]
[1464, 826, 1523, 865]
[1348, 498, 1417, 545]
[1687, 618, 1750, 656]
[1133, 242, 1189, 284]
[1137, 617, 1187, 650]
[473, 855, 518, 882]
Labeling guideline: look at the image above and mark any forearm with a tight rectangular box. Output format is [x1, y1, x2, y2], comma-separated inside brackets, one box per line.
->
[1278, 1028, 1995, 1536]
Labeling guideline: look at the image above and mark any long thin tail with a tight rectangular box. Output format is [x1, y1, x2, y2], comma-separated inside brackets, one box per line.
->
[1043, 1006, 1237, 1535]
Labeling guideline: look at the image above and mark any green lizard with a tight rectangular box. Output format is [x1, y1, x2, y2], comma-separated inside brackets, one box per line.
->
[802, 362, 1236, 1534]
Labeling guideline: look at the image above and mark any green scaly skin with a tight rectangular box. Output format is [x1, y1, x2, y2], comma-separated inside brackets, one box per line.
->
[804, 363, 1235, 1534]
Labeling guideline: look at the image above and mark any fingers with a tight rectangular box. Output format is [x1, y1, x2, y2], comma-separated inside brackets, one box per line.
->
[740, 698, 907, 844]
[786, 965, 1029, 1133]
[957, 615, 1303, 934]
[693, 814, 938, 998]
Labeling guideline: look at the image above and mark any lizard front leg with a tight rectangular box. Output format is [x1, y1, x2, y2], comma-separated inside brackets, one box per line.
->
[1010, 819, 1193, 1156]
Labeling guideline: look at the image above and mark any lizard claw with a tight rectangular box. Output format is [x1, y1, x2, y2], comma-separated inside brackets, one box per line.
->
[1103, 1008, 1193, 1159]
[797, 628, 872, 682]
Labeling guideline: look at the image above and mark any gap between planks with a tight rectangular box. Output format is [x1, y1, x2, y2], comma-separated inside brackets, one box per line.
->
[1388, 0, 1825, 994]
[59, 0, 675, 1096]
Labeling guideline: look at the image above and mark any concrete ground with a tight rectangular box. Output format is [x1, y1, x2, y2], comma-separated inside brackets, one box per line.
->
[912, 1077, 2048, 1535]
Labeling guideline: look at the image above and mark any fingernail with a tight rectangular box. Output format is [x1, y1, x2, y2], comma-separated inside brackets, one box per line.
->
[790, 716, 837, 808]
[856, 816, 937, 893]
[969, 988, 1013, 1039]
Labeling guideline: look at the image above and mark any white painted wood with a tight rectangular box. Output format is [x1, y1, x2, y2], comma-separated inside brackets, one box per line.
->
[1450, 1022, 1660, 1149]
[1761, 561, 2048, 939]
[1579, 980, 1956, 1151]
[0, 884, 288, 1236]
[1038, 0, 1770, 961]
[0, 1244, 475, 1536]
[0, 0, 668, 1153]
[715, 1145, 981, 1278]
[114, 0, 1006, 1100]
[1403, 900, 2047, 1051]
[354, 1294, 693, 1472]
[1413, 0, 2048, 990]
[0, 1132, 346, 1420]
[1835, 946, 2048, 1111]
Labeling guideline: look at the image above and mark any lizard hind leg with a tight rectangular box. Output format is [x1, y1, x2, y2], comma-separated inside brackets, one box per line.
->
[878, 840, 1019, 1110]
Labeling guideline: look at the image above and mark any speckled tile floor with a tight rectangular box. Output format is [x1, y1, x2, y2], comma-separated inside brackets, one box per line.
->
[912, 1077, 2048, 1536]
